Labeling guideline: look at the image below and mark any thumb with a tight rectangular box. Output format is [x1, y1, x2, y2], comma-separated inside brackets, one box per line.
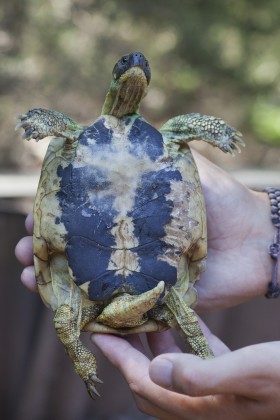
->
[149, 343, 280, 398]
[149, 353, 215, 396]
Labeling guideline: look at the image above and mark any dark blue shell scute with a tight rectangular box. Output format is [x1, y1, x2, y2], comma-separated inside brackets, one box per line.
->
[57, 116, 182, 301]
[128, 117, 164, 161]
[66, 236, 120, 301]
[128, 168, 182, 243]
[79, 117, 113, 146]
[56, 162, 117, 247]
[88, 272, 123, 300]
[133, 240, 177, 285]
[118, 272, 162, 296]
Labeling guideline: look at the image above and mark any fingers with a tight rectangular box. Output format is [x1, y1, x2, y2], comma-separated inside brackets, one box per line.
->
[92, 334, 150, 375]
[147, 318, 228, 361]
[15, 236, 33, 266]
[91, 334, 195, 419]
[197, 317, 230, 356]
[25, 213, 34, 235]
[21, 266, 38, 292]
[15, 213, 37, 292]
[147, 330, 182, 357]
[125, 334, 146, 353]
[148, 320, 229, 392]
[15, 213, 33, 265]
[15, 235, 37, 291]
[150, 343, 280, 400]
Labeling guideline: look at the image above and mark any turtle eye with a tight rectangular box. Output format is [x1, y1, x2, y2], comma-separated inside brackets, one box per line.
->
[121, 56, 129, 65]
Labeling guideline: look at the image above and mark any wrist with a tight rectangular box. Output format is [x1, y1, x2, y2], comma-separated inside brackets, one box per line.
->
[263, 188, 280, 298]
[250, 190, 278, 297]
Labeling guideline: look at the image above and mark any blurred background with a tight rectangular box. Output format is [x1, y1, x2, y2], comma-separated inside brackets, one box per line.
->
[1, 1, 279, 419]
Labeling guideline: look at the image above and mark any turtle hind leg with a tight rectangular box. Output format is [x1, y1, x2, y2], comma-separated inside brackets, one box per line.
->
[164, 287, 214, 359]
[54, 303, 103, 399]
[16, 108, 83, 142]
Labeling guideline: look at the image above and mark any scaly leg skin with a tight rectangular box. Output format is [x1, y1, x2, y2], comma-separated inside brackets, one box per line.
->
[164, 287, 214, 359]
[15, 108, 84, 142]
[160, 113, 245, 155]
[54, 304, 103, 398]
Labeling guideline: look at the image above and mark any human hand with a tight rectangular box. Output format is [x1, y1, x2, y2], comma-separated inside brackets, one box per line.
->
[192, 150, 274, 310]
[15, 152, 275, 309]
[15, 213, 37, 292]
[92, 326, 280, 420]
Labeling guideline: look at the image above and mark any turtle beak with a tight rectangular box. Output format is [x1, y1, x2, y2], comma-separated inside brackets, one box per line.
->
[129, 52, 151, 84]
[131, 52, 144, 66]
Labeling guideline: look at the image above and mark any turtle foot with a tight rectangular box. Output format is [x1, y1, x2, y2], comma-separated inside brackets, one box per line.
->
[85, 374, 103, 399]
[16, 108, 55, 141]
[15, 108, 83, 142]
[54, 304, 102, 400]
[161, 113, 245, 156]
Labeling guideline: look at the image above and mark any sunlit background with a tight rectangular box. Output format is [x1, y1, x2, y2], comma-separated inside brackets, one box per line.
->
[2, 0, 280, 174]
[1, 1, 279, 419]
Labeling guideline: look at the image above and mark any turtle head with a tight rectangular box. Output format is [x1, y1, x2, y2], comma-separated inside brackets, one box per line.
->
[101, 52, 151, 118]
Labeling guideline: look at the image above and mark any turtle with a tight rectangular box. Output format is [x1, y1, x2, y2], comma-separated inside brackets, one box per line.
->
[16, 51, 244, 398]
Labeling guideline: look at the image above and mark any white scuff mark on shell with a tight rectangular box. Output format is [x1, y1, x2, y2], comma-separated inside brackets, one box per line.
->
[108, 249, 140, 277]
[108, 216, 140, 274]
[111, 216, 139, 249]
[158, 179, 193, 268]
[81, 208, 92, 218]
[87, 137, 97, 146]
[73, 120, 155, 216]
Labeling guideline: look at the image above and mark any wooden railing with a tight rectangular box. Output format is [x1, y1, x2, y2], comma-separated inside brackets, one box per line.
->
[0, 170, 279, 198]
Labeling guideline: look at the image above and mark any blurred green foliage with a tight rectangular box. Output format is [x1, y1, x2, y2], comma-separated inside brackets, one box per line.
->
[0, 0, 280, 169]
[252, 100, 280, 146]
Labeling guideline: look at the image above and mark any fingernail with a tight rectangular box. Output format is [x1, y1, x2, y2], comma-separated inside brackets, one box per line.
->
[150, 358, 173, 388]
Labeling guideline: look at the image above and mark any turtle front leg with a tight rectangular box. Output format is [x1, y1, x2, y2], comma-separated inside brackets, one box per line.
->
[16, 108, 83, 143]
[54, 303, 103, 398]
[161, 113, 244, 155]
[163, 287, 214, 359]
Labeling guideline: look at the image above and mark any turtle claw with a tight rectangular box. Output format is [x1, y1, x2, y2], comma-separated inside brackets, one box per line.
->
[233, 133, 245, 146]
[227, 146, 235, 157]
[91, 374, 103, 384]
[16, 113, 28, 120]
[15, 110, 49, 141]
[87, 384, 101, 399]
[15, 119, 29, 131]
[22, 132, 31, 141]
[231, 134, 245, 154]
[232, 140, 242, 154]
[220, 127, 245, 156]
[85, 375, 103, 399]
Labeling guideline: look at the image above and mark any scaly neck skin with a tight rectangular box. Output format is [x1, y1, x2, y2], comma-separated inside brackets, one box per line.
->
[101, 67, 148, 118]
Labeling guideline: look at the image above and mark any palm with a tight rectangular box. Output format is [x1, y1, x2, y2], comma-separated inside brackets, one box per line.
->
[193, 151, 270, 311]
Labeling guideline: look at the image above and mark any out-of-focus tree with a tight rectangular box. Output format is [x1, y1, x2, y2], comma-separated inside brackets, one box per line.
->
[1, 0, 279, 170]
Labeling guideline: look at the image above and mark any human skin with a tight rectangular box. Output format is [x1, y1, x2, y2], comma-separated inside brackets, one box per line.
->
[91, 326, 280, 419]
